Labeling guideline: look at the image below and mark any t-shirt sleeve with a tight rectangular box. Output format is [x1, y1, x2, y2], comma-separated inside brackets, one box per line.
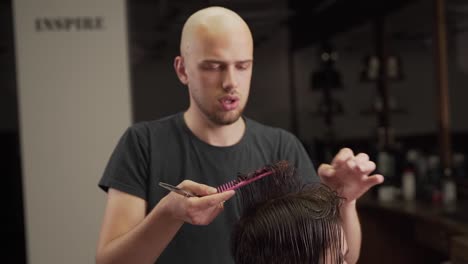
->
[278, 130, 319, 184]
[98, 124, 150, 200]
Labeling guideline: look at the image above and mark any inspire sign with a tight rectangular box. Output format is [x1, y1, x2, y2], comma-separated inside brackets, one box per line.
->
[35, 16, 104, 32]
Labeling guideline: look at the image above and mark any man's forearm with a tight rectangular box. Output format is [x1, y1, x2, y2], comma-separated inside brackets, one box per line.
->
[341, 200, 361, 264]
[96, 197, 184, 264]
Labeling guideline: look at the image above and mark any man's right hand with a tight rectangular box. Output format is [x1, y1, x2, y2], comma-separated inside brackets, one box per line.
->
[96, 180, 235, 264]
[159, 180, 236, 225]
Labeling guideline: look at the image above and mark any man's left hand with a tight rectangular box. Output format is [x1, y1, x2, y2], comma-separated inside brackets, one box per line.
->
[318, 148, 384, 203]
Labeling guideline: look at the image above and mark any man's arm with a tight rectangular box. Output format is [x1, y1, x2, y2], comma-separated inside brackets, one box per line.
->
[96, 181, 235, 264]
[318, 148, 384, 264]
[340, 201, 361, 263]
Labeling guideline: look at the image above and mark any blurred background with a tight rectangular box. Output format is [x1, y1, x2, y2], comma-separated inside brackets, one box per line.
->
[2, 0, 468, 263]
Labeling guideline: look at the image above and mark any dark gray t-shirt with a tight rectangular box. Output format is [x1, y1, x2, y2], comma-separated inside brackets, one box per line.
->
[99, 113, 318, 264]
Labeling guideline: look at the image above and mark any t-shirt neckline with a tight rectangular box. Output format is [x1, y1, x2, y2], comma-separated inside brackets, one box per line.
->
[176, 112, 249, 152]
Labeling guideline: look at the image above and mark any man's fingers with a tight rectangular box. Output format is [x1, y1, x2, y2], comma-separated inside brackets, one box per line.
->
[347, 158, 376, 174]
[346, 159, 358, 170]
[179, 180, 217, 196]
[359, 161, 376, 174]
[192, 190, 235, 209]
[364, 174, 385, 189]
[353, 153, 375, 173]
[202, 205, 226, 224]
[332, 148, 354, 166]
[318, 163, 335, 178]
[355, 153, 370, 162]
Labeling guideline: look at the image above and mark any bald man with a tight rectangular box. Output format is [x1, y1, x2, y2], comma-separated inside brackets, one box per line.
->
[96, 6, 383, 264]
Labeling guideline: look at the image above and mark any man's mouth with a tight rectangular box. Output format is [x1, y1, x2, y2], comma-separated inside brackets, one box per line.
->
[219, 96, 240, 111]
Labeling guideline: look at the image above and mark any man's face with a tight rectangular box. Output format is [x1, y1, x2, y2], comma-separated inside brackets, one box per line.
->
[182, 27, 253, 125]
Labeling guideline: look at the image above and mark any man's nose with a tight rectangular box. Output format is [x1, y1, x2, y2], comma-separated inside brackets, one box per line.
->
[222, 67, 238, 92]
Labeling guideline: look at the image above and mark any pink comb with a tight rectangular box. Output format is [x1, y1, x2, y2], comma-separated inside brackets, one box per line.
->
[216, 161, 288, 193]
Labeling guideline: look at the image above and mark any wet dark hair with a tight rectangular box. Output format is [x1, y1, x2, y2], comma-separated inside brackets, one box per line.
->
[231, 161, 344, 264]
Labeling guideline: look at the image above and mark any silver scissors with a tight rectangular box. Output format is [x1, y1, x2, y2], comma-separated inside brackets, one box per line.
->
[158, 182, 199, 198]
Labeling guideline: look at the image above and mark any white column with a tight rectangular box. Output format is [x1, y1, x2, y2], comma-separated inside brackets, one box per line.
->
[13, 1, 132, 263]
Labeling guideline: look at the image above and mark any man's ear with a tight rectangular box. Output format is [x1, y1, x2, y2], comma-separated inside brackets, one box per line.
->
[174, 56, 188, 85]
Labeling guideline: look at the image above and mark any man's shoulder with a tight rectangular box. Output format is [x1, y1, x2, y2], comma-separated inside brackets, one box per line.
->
[128, 113, 181, 135]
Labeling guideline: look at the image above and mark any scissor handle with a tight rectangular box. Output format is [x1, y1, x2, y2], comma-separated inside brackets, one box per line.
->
[158, 182, 198, 197]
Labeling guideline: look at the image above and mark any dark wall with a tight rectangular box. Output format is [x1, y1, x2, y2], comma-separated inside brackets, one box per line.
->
[0, 1, 27, 263]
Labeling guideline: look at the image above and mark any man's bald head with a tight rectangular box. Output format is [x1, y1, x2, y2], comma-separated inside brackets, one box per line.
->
[173, 7, 254, 127]
[179, 6, 253, 58]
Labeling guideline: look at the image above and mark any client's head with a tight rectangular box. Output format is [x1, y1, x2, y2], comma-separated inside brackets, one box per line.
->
[231, 161, 346, 264]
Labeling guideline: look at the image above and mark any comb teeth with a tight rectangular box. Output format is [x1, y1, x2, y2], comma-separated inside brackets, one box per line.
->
[216, 179, 240, 193]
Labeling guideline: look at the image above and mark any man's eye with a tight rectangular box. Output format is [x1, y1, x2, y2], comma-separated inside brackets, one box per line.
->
[202, 64, 223, 70]
[237, 63, 251, 70]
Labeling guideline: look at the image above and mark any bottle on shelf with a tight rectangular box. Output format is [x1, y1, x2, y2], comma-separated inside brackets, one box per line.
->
[376, 149, 397, 202]
[401, 168, 416, 201]
[453, 153, 466, 180]
[374, 127, 403, 202]
[441, 168, 457, 205]
[426, 155, 442, 203]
